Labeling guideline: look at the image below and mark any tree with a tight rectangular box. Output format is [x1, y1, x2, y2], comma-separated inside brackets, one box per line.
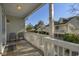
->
[34, 24, 38, 30]
[34, 20, 45, 31]
[69, 4, 79, 15]
[26, 23, 33, 31]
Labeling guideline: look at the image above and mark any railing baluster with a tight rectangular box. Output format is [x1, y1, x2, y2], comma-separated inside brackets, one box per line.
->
[62, 47, 65, 56]
[78, 52, 79, 56]
[69, 50, 72, 56]
[25, 33, 79, 56]
[53, 45, 56, 56]
[57, 46, 59, 56]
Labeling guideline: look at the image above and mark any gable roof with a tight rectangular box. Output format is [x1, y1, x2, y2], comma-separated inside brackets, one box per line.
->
[59, 16, 79, 24]
[45, 21, 60, 27]
[45, 16, 79, 27]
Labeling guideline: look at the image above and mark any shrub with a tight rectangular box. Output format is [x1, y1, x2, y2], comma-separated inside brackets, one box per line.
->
[38, 31, 49, 35]
[63, 33, 79, 44]
[30, 30, 49, 35]
[26, 24, 33, 31]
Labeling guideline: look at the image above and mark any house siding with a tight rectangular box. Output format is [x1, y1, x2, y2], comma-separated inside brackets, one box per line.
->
[67, 18, 79, 34]
[6, 15, 25, 34]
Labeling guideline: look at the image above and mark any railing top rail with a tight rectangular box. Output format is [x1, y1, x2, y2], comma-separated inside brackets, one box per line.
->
[44, 37, 79, 52]
[24, 32, 79, 52]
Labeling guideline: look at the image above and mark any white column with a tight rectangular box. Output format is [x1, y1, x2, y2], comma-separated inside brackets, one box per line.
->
[49, 3, 54, 38]
[44, 3, 55, 56]
[45, 3, 54, 56]
[24, 17, 28, 32]
[0, 5, 3, 54]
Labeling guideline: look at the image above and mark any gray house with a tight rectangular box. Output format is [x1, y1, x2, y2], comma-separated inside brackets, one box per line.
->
[44, 16, 79, 34]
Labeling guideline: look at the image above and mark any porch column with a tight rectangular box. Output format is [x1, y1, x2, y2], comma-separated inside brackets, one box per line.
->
[49, 3, 54, 38]
[25, 17, 28, 32]
[44, 3, 54, 56]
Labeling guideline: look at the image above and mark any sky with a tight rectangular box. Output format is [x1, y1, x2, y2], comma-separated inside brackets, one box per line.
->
[25, 3, 49, 26]
[54, 3, 75, 21]
[25, 3, 76, 26]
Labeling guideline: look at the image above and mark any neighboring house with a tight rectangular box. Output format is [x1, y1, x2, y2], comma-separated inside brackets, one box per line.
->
[44, 16, 79, 34]
[34, 20, 46, 31]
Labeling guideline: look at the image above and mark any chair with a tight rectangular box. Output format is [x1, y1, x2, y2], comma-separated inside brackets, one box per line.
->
[8, 33, 16, 42]
[17, 32, 24, 41]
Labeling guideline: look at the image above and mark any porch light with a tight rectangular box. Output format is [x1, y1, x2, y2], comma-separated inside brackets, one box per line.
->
[7, 19, 10, 24]
[17, 5, 22, 11]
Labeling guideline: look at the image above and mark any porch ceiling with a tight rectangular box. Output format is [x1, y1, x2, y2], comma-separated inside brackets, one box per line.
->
[3, 3, 43, 18]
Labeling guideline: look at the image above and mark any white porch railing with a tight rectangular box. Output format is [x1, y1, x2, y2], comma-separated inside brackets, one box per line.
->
[24, 32, 79, 56]
[44, 37, 79, 56]
[24, 32, 49, 52]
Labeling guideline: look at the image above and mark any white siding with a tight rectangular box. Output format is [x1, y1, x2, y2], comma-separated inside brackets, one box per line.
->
[68, 18, 79, 33]
[7, 15, 25, 34]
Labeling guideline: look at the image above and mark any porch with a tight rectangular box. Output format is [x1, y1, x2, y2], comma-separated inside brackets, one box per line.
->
[3, 39, 43, 56]
[0, 3, 79, 56]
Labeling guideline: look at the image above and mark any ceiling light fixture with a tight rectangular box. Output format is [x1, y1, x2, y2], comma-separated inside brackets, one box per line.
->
[17, 5, 22, 11]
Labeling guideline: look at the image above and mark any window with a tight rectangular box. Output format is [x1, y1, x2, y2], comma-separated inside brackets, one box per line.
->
[55, 26, 59, 30]
[7, 19, 10, 23]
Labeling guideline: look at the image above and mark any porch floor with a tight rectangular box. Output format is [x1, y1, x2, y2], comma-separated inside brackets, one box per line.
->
[3, 39, 43, 56]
